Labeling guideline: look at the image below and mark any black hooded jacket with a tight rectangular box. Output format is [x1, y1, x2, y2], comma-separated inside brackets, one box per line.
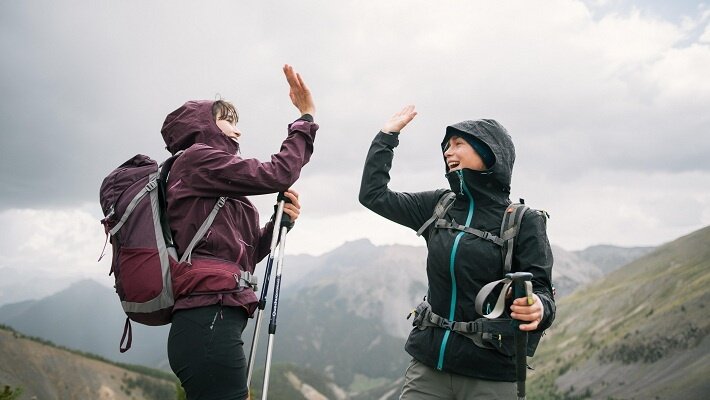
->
[359, 120, 555, 381]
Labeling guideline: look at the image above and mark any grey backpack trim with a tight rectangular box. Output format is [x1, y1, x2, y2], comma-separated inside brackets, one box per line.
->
[110, 171, 175, 316]
[178, 196, 227, 265]
[109, 174, 159, 237]
[499, 203, 529, 273]
[416, 192, 456, 236]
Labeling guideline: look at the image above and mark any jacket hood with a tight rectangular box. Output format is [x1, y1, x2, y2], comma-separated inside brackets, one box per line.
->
[442, 119, 515, 198]
[161, 100, 239, 155]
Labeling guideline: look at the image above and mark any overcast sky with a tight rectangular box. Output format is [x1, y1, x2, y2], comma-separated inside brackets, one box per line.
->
[1, 0, 708, 296]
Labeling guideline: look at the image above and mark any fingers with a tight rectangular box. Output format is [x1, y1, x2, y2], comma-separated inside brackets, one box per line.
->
[399, 105, 415, 117]
[284, 64, 309, 94]
[382, 104, 418, 133]
[283, 64, 300, 89]
[282, 204, 299, 221]
[518, 320, 539, 332]
[283, 65, 315, 116]
[510, 294, 543, 331]
[296, 72, 308, 91]
[282, 189, 300, 209]
[281, 189, 301, 221]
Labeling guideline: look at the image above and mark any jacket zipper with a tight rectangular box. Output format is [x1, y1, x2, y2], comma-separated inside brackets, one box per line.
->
[437, 170, 475, 370]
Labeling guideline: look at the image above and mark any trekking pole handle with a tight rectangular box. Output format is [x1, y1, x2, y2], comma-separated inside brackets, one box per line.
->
[275, 191, 295, 228]
[506, 272, 533, 304]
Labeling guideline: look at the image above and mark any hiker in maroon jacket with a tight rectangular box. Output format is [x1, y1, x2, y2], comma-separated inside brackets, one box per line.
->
[160, 64, 317, 400]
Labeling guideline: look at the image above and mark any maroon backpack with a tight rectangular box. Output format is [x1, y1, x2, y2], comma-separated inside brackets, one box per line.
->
[99, 153, 225, 352]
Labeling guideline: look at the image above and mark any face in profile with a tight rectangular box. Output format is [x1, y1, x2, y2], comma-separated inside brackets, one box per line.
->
[216, 117, 241, 141]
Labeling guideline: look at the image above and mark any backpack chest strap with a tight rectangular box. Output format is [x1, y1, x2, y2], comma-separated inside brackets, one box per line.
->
[433, 219, 505, 246]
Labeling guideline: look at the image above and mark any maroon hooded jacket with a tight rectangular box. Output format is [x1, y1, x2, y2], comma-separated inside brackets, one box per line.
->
[160, 100, 318, 315]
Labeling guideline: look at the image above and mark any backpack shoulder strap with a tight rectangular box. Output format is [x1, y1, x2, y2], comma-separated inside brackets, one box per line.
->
[179, 196, 228, 265]
[499, 201, 530, 273]
[157, 151, 184, 247]
[416, 191, 456, 236]
[155, 150, 228, 265]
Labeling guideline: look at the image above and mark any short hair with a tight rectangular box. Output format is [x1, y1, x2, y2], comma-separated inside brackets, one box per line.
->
[212, 99, 239, 124]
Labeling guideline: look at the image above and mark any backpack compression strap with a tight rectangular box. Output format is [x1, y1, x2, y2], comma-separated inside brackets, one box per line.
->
[109, 174, 159, 236]
[416, 192, 456, 236]
[500, 203, 529, 273]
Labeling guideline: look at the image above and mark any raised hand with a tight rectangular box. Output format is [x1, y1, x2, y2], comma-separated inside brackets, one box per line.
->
[382, 105, 417, 134]
[283, 64, 315, 117]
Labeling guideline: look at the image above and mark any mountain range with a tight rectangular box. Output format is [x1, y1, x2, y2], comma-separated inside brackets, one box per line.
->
[3, 235, 696, 399]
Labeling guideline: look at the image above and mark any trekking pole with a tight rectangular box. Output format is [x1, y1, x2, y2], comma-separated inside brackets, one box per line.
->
[246, 194, 288, 391]
[261, 205, 292, 400]
[507, 272, 534, 400]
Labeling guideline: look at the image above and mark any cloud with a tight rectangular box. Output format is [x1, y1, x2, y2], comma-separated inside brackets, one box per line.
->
[1, 0, 709, 258]
[0, 207, 115, 304]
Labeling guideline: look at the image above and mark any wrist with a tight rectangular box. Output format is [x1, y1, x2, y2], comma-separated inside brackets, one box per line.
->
[299, 113, 314, 122]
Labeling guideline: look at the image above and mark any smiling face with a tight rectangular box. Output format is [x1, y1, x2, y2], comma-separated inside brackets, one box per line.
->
[443, 135, 486, 172]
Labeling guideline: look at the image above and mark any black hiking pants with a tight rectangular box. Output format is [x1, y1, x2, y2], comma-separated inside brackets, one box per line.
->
[168, 304, 249, 400]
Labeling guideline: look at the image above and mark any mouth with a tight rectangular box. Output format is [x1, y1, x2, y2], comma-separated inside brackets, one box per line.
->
[447, 160, 460, 170]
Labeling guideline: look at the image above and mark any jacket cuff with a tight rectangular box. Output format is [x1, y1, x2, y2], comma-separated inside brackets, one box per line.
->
[536, 292, 556, 331]
[289, 119, 319, 136]
[298, 113, 314, 122]
[377, 131, 399, 148]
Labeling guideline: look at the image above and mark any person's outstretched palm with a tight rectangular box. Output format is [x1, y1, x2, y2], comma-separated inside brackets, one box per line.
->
[283, 64, 315, 117]
[382, 105, 417, 133]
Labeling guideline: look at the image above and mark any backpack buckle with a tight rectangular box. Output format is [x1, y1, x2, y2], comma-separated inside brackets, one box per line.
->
[440, 318, 453, 331]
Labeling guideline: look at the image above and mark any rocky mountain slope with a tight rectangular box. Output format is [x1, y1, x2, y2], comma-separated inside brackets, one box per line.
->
[527, 226, 710, 399]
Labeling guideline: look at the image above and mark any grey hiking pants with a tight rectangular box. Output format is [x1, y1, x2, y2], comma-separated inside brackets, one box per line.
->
[400, 359, 517, 400]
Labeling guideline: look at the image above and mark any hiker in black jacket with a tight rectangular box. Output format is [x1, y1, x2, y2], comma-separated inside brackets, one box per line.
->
[359, 105, 555, 399]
